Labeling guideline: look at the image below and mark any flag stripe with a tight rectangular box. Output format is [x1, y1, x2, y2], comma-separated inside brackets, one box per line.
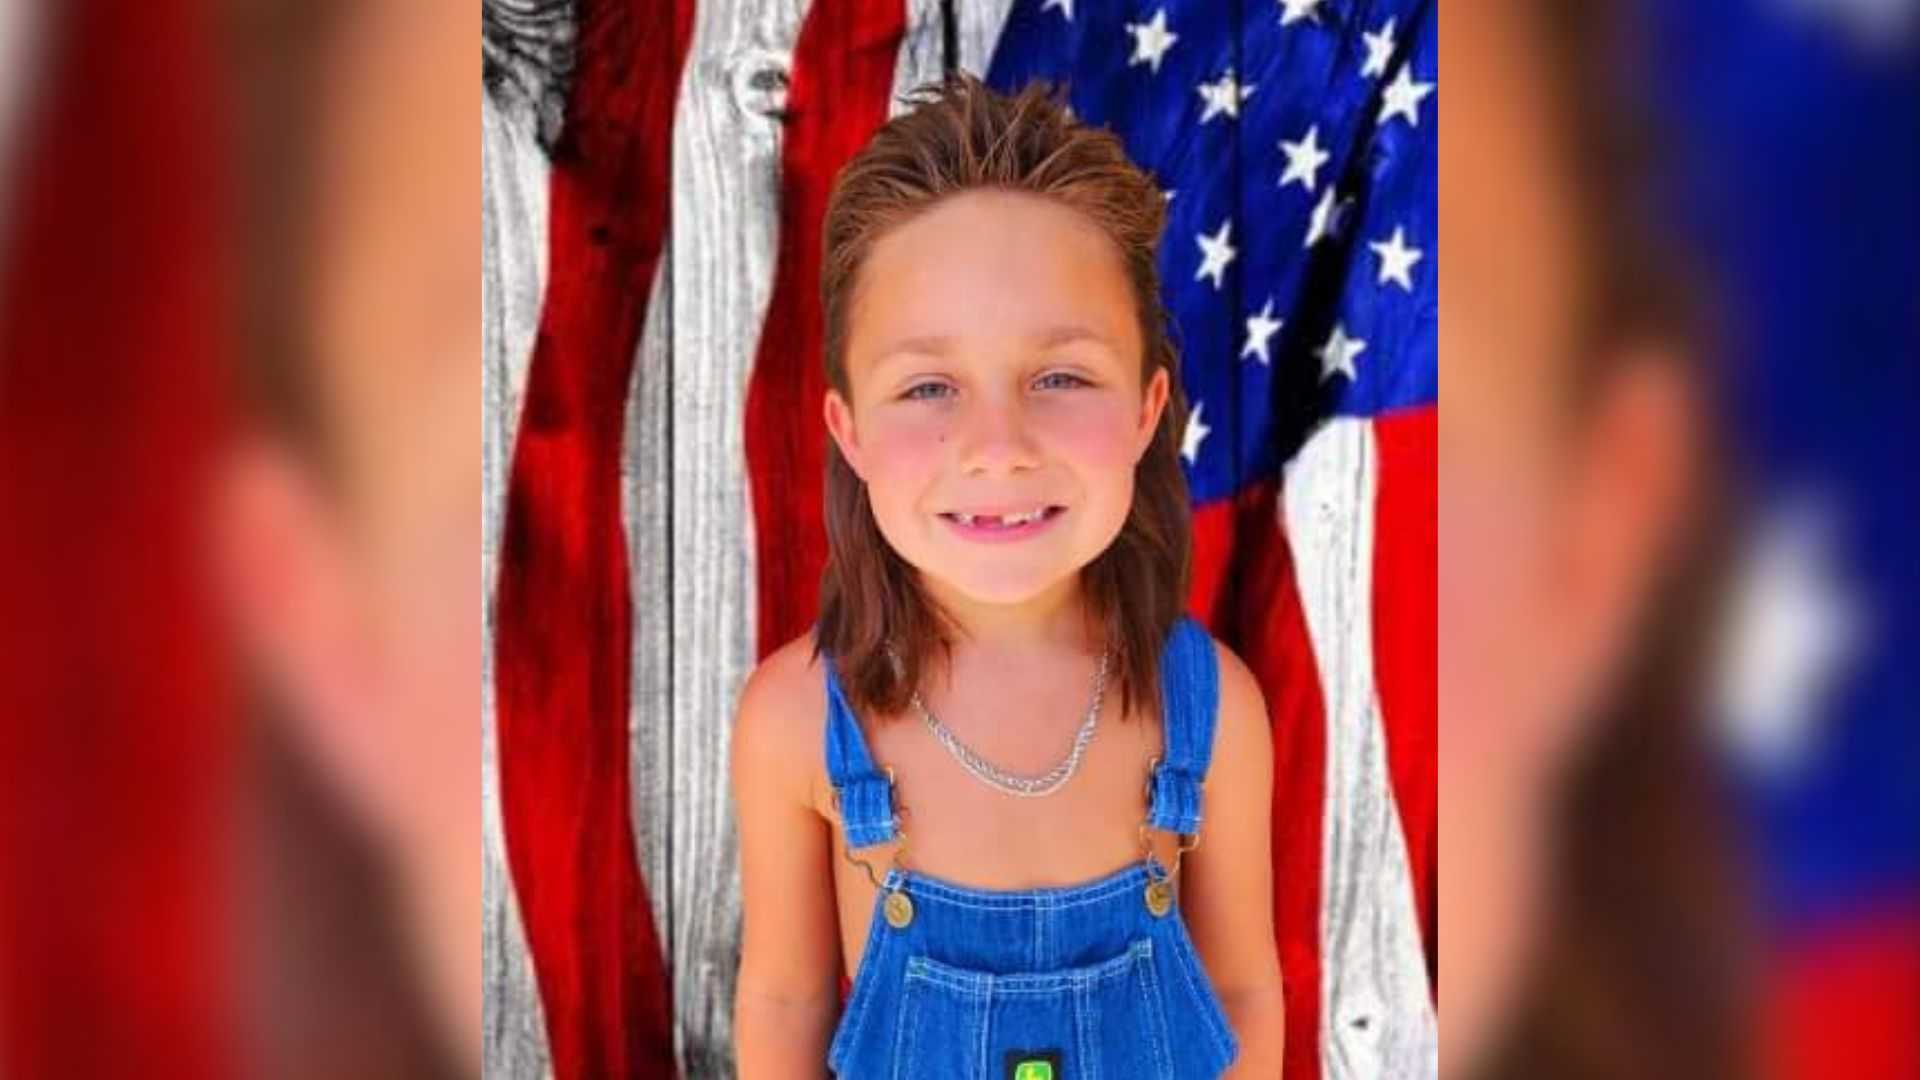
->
[744, 0, 908, 659]
[1764, 912, 1920, 1078]
[1372, 405, 1437, 979]
[1193, 485, 1330, 1080]
[0, 1, 234, 1071]
[1285, 418, 1438, 1079]
[494, 0, 693, 1075]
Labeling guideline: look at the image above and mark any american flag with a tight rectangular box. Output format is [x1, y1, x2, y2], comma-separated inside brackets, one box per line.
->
[485, 0, 1436, 1077]
[989, 3, 1438, 1078]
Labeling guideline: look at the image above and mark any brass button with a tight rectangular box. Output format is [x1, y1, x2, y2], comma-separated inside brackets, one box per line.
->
[1144, 878, 1173, 917]
[884, 889, 915, 929]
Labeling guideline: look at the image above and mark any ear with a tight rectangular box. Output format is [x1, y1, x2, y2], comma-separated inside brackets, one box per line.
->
[1555, 349, 1697, 712]
[1138, 366, 1171, 456]
[209, 434, 387, 827]
[823, 389, 868, 480]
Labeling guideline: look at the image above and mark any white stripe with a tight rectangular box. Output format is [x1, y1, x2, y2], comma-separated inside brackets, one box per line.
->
[664, 0, 828, 1063]
[1284, 418, 1438, 1079]
[481, 89, 556, 1080]
[890, 0, 946, 111]
[888, 0, 1022, 110]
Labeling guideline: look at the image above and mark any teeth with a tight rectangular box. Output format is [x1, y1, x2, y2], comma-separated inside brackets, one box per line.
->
[952, 508, 1049, 527]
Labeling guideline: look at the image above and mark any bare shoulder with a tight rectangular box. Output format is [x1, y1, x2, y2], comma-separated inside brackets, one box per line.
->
[730, 632, 833, 816]
[1208, 636, 1272, 775]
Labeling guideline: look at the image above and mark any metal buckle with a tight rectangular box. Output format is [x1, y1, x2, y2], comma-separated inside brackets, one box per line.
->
[833, 765, 908, 890]
[1141, 754, 1201, 870]
[1138, 822, 1201, 880]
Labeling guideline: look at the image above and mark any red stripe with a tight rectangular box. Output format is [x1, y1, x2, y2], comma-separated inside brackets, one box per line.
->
[1193, 484, 1327, 1080]
[1764, 911, 1920, 1078]
[493, 0, 693, 1074]
[0, 1, 235, 1074]
[1372, 406, 1437, 987]
[744, 0, 907, 660]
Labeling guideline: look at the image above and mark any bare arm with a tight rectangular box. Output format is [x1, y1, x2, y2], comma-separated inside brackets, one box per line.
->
[1183, 641, 1286, 1077]
[731, 651, 843, 1078]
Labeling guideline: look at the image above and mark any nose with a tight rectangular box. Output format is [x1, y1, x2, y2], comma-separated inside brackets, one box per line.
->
[956, 390, 1041, 477]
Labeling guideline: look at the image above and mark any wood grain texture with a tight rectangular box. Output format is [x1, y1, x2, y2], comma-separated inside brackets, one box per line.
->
[664, 0, 814, 1071]
[1283, 420, 1439, 1080]
[483, 89, 557, 1080]
[481, 3, 1015, 1073]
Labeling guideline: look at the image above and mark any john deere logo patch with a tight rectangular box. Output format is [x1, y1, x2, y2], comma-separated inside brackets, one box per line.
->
[1005, 1049, 1061, 1080]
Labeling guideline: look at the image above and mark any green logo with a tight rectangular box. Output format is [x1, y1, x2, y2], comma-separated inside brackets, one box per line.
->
[1013, 1061, 1054, 1080]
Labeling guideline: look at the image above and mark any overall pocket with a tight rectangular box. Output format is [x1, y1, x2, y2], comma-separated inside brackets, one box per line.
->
[891, 938, 1174, 1080]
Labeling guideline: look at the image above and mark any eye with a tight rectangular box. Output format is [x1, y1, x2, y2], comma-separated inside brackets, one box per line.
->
[901, 381, 954, 401]
[1034, 371, 1090, 391]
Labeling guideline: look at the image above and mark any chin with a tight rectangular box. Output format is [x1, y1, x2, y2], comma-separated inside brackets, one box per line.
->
[940, 571, 1071, 607]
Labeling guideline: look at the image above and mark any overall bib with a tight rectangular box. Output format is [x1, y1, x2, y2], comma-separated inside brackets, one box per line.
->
[820, 616, 1242, 1080]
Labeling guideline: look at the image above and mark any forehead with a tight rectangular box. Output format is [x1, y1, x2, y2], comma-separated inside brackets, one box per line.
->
[846, 188, 1141, 379]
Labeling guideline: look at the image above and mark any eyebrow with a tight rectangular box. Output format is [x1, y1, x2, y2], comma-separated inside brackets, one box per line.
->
[870, 324, 1121, 368]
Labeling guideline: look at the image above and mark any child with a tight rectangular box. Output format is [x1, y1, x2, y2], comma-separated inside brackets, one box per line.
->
[731, 73, 1283, 1078]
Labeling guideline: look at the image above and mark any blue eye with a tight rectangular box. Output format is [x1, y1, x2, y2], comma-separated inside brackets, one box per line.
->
[902, 382, 953, 401]
[1034, 371, 1090, 390]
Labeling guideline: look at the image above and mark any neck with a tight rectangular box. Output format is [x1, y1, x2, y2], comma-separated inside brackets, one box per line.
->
[918, 572, 1098, 657]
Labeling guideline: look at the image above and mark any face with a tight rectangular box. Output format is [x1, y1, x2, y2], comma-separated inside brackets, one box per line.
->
[825, 189, 1170, 613]
[1441, 7, 1693, 1076]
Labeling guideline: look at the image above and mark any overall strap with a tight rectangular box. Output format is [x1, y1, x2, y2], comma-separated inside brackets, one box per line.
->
[817, 631, 900, 850]
[1147, 615, 1221, 837]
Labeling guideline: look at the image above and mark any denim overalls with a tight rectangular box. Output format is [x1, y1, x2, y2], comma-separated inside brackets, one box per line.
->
[821, 616, 1241, 1080]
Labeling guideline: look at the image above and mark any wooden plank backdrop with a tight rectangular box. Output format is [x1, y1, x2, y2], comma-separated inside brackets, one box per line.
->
[482, 3, 1000, 1075]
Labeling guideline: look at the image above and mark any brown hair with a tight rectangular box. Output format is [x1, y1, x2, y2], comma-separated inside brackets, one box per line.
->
[811, 71, 1192, 724]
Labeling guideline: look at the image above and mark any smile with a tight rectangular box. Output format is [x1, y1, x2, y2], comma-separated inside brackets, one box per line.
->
[937, 505, 1067, 542]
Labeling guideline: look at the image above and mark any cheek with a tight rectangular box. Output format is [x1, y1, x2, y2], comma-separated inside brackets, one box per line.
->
[858, 412, 946, 508]
[1036, 395, 1142, 471]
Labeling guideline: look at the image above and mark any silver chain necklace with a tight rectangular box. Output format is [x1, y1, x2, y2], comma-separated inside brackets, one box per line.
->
[905, 648, 1111, 798]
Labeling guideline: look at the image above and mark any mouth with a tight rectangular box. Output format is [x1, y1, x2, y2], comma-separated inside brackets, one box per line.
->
[937, 505, 1067, 542]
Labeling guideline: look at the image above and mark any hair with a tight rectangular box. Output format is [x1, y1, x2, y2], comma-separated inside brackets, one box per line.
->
[811, 71, 1192, 725]
[1479, 3, 1757, 1078]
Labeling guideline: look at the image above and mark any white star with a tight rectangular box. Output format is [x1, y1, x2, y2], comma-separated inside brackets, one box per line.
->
[1126, 9, 1179, 74]
[1181, 401, 1211, 465]
[1303, 186, 1349, 248]
[1194, 219, 1236, 290]
[1379, 64, 1435, 127]
[1368, 226, 1423, 291]
[1278, 124, 1330, 191]
[1242, 299, 1283, 365]
[1042, 0, 1073, 20]
[1317, 324, 1365, 382]
[1196, 68, 1254, 123]
[1161, 188, 1177, 204]
[1712, 497, 1864, 778]
[1360, 18, 1396, 78]
[1277, 0, 1323, 27]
